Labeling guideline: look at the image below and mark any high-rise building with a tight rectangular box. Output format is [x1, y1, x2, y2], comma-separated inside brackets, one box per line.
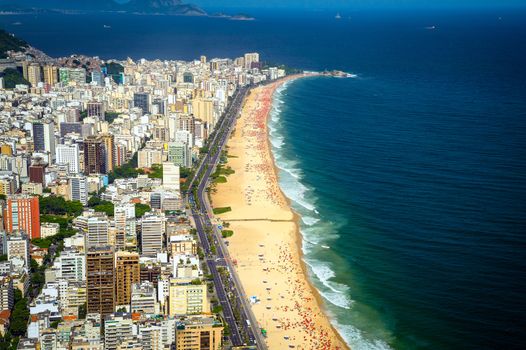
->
[86, 246, 115, 317]
[56, 143, 80, 173]
[137, 148, 163, 169]
[140, 214, 164, 257]
[133, 93, 150, 114]
[130, 281, 156, 315]
[3, 195, 41, 239]
[91, 71, 103, 86]
[21, 182, 42, 196]
[6, 232, 30, 267]
[168, 279, 208, 316]
[167, 141, 191, 168]
[27, 64, 42, 86]
[87, 102, 105, 119]
[65, 108, 81, 123]
[59, 122, 82, 137]
[56, 249, 85, 282]
[162, 162, 180, 191]
[175, 316, 222, 350]
[0, 175, 17, 195]
[115, 251, 140, 306]
[244, 52, 260, 69]
[175, 130, 193, 147]
[32, 121, 55, 155]
[59, 67, 86, 85]
[28, 159, 47, 185]
[43, 65, 58, 85]
[74, 210, 109, 248]
[104, 313, 134, 350]
[191, 99, 214, 129]
[140, 264, 161, 288]
[137, 323, 163, 350]
[114, 204, 135, 250]
[115, 144, 128, 167]
[100, 134, 115, 172]
[83, 136, 105, 175]
[149, 192, 162, 210]
[69, 175, 88, 205]
[0, 276, 14, 311]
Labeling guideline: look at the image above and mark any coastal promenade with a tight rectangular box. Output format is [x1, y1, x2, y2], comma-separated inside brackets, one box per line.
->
[187, 86, 268, 349]
[212, 76, 349, 349]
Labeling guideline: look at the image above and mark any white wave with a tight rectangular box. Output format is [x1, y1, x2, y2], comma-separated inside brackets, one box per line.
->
[281, 183, 316, 211]
[275, 162, 301, 179]
[334, 323, 394, 350]
[302, 216, 320, 226]
[317, 288, 353, 310]
[270, 136, 284, 149]
[305, 260, 352, 310]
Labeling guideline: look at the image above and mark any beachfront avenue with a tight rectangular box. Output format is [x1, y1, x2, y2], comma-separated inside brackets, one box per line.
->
[186, 86, 269, 349]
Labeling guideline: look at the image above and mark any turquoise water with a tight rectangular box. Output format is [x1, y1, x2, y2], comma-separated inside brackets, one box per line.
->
[270, 72, 526, 349]
[2, 8, 526, 349]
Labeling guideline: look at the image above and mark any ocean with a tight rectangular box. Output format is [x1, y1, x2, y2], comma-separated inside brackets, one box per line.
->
[2, 7, 525, 349]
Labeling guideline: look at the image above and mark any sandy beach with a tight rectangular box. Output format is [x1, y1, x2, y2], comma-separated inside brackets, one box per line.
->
[211, 75, 349, 350]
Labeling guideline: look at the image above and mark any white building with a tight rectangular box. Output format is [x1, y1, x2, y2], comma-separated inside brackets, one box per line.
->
[55, 143, 80, 173]
[7, 233, 30, 267]
[74, 211, 109, 248]
[41, 222, 60, 238]
[141, 214, 164, 257]
[55, 249, 85, 282]
[162, 162, 180, 191]
[104, 313, 134, 350]
[69, 175, 88, 205]
[130, 281, 157, 315]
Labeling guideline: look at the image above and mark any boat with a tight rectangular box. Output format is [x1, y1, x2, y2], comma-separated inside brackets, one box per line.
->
[335, 13, 341, 19]
[425, 25, 436, 30]
[321, 245, 330, 249]
[103, 25, 111, 29]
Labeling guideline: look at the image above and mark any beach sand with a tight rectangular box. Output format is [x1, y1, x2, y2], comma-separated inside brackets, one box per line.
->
[211, 76, 349, 350]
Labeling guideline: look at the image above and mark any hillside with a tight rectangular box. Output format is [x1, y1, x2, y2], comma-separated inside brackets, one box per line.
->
[0, 28, 28, 58]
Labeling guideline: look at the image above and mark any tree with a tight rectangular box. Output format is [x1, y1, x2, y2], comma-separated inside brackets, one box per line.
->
[180, 167, 192, 179]
[78, 303, 87, 319]
[104, 112, 120, 123]
[108, 152, 140, 183]
[135, 203, 151, 218]
[88, 194, 102, 207]
[147, 163, 163, 179]
[0, 29, 28, 58]
[94, 202, 114, 217]
[1, 68, 30, 89]
[10, 291, 29, 336]
[39, 196, 83, 216]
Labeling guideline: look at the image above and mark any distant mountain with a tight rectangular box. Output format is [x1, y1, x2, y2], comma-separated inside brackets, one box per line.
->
[0, 0, 207, 16]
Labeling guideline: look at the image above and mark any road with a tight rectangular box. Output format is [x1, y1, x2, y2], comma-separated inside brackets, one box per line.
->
[187, 86, 268, 349]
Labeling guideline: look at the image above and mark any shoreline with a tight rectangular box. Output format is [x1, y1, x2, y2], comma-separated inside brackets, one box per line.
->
[212, 74, 350, 349]
[266, 77, 351, 349]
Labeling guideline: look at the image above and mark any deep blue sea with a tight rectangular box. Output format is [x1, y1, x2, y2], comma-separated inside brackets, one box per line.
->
[2, 8, 526, 349]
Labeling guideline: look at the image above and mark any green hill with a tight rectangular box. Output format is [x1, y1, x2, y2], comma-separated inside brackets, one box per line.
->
[0, 28, 28, 58]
